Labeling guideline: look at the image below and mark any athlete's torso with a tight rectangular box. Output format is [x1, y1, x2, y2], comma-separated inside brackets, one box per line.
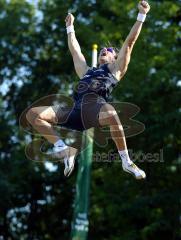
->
[73, 64, 118, 103]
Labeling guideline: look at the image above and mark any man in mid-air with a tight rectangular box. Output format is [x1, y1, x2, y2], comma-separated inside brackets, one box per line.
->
[26, 1, 150, 178]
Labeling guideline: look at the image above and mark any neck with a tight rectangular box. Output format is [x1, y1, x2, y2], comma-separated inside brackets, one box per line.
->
[98, 61, 108, 67]
[99, 59, 110, 67]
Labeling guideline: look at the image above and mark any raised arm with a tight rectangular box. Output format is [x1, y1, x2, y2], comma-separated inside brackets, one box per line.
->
[113, 1, 150, 80]
[65, 13, 89, 78]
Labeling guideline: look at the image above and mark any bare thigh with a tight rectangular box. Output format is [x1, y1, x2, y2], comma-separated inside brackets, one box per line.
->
[98, 103, 120, 126]
[29, 106, 59, 124]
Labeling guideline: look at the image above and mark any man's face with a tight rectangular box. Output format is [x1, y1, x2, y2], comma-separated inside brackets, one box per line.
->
[98, 47, 117, 65]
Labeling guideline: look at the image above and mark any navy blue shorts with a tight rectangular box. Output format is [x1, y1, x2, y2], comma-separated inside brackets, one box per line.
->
[52, 94, 106, 131]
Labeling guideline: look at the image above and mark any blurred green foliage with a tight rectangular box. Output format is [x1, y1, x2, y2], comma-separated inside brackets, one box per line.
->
[0, 0, 180, 239]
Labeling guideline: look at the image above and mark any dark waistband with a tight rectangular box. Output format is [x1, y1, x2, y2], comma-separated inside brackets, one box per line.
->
[74, 93, 106, 108]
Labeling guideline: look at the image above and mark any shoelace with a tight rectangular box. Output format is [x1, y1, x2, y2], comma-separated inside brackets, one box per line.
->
[64, 157, 69, 168]
[130, 163, 142, 172]
[129, 163, 138, 169]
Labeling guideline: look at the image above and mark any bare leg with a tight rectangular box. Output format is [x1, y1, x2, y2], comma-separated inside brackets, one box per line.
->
[98, 103, 146, 179]
[26, 105, 77, 177]
[26, 106, 60, 144]
[98, 104, 127, 151]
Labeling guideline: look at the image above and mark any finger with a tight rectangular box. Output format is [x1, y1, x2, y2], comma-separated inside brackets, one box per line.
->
[67, 16, 71, 22]
[66, 13, 71, 19]
[141, 1, 148, 5]
[141, 2, 148, 8]
[68, 13, 72, 18]
[65, 16, 69, 22]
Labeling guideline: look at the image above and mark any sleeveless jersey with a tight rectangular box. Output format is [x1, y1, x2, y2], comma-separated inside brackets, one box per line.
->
[73, 64, 118, 103]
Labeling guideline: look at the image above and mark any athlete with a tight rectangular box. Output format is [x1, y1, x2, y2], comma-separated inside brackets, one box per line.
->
[26, 1, 150, 178]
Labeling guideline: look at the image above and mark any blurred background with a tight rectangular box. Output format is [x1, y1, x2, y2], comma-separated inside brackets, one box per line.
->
[0, 0, 180, 239]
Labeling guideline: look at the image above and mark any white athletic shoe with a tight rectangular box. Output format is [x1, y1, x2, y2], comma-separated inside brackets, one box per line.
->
[51, 146, 77, 177]
[122, 161, 146, 180]
[63, 154, 76, 177]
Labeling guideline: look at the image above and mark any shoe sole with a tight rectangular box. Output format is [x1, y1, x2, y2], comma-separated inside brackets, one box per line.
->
[64, 157, 75, 177]
[64, 147, 78, 177]
[123, 166, 146, 180]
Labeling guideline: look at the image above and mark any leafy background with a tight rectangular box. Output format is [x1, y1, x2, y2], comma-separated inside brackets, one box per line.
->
[0, 0, 180, 239]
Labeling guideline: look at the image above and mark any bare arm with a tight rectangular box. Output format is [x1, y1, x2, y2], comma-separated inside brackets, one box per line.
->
[65, 13, 89, 78]
[113, 1, 150, 80]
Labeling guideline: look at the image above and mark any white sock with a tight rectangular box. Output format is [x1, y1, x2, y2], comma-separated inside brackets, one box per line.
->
[54, 139, 67, 148]
[118, 149, 132, 165]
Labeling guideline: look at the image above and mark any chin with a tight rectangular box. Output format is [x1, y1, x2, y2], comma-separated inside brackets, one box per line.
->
[99, 58, 107, 64]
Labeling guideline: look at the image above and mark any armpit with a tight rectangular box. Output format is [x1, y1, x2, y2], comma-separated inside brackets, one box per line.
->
[107, 63, 121, 81]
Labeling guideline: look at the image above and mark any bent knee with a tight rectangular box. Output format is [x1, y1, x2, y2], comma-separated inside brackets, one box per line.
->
[99, 104, 120, 125]
[26, 107, 39, 125]
[107, 113, 120, 125]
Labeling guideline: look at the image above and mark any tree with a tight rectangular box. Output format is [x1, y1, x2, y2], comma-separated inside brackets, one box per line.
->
[0, 0, 180, 239]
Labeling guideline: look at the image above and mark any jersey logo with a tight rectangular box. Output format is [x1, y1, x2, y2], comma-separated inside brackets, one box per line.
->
[83, 75, 91, 78]
[90, 80, 101, 90]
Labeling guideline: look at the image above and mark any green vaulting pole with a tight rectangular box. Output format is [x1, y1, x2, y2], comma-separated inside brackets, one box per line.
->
[71, 44, 98, 240]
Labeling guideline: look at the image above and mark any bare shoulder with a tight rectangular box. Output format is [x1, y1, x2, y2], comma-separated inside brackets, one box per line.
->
[76, 65, 91, 79]
[107, 62, 122, 81]
[80, 66, 91, 78]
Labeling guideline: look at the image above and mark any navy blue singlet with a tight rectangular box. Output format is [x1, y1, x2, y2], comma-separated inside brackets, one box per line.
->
[55, 64, 119, 131]
[73, 64, 118, 105]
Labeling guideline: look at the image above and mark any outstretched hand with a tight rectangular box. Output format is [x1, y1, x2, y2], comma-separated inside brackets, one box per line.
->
[138, 1, 150, 14]
[65, 13, 74, 27]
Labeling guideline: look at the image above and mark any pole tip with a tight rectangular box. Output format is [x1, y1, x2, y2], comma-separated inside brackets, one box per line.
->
[92, 44, 98, 50]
